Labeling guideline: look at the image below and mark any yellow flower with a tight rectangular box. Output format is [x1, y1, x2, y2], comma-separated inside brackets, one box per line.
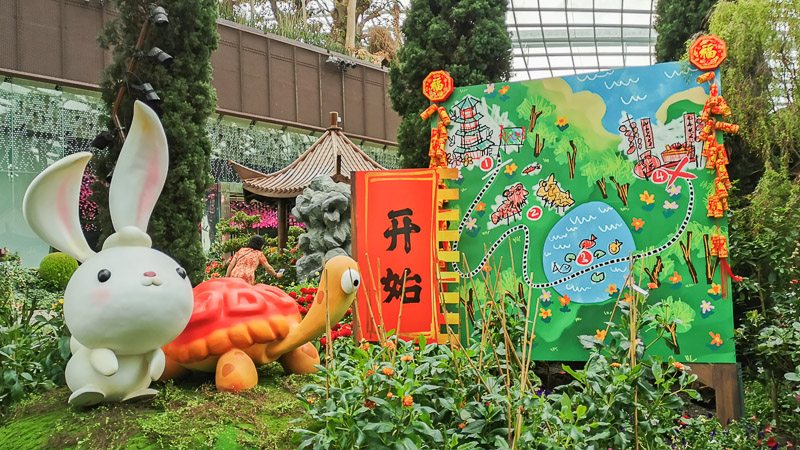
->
[59, 298, 64, 304]
[606, 284, 618, 295]
[555, 116, 568, 126]
[639, 190, 655, 205]
[539, 308, 552, 319]
[504, 163, 518, 176]
[708, 283, 722, 295]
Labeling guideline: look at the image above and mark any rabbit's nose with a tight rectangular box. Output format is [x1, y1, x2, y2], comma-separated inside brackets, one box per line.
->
[143, 271, 156, 277]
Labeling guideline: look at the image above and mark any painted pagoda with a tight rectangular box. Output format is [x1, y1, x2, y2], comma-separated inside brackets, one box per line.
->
[449, 95, 495, 165]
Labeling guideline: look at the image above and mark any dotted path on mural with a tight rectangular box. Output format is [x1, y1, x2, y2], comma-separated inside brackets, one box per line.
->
[451, 153, 695, 288]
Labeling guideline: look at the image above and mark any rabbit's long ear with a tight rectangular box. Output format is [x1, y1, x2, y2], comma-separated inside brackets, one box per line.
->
[109, 101, 168, 232]
[22, 152, 96, 262]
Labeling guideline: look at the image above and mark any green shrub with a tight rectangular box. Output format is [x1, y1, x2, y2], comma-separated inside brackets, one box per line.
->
[38, 252, 78, 290]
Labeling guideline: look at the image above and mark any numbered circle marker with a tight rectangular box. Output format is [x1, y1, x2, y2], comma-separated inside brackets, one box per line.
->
[527, 206, 543, 221]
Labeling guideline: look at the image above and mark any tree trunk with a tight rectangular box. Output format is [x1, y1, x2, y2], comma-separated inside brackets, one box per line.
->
[345, 0, 357, 50]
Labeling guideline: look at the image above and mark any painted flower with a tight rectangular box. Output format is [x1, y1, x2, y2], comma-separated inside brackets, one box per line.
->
[667, 184, 682, 196]
[669, 271, 682, 284]
[701, 300, 715, 314]
[559, 294, 571, 306]
[631, 217, 645, 231]
[504, 163, 518, 175]
[639, 190, 655, 205]
[539, 308, 552, 319]
[539, 289, 551, 302]
[466, 217, 478, 230]
[606, 284, 618, 295]
[708, 283, 722, 295]
[555, 116, 568, 127]
[499, 85, 510, 95]
[622, 292, 634, 303]
[482, 264, 491, 273]
[475, 202, 486, 212]
[663, 200, 679, 210]
[673, 361, 685, 371]
[595, 329, 607, 341]
[484, 83, 495, 94]
[709, 331, 723, 347]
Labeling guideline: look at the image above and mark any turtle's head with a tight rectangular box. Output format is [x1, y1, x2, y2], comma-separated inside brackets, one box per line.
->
[313, 255, 361, 324]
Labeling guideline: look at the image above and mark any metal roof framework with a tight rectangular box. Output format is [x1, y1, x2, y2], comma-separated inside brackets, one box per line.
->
[507, 0, 659, 81]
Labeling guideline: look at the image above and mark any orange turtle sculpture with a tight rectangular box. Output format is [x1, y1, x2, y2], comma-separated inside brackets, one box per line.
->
[161, 255, 360, 391]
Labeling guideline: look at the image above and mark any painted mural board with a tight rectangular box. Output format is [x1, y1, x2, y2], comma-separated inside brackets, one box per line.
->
[442, 62, 735, 363]
[353, 169, 445, 343]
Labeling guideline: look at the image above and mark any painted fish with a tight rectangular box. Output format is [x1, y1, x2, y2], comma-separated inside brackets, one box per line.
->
[522, 163, 542, 174]
[579, 234, 597, 249]
[608, 239, 623, 255]
[552, 262, 572, 274]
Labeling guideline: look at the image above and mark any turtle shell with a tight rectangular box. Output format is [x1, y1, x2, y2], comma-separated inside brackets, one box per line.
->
[163, 277, 301, 364]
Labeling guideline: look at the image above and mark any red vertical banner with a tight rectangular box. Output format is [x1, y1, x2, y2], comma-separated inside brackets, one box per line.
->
[352, 169, 442, 342]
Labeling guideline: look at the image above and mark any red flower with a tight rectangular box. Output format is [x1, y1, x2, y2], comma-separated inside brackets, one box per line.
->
[298, 306, 308, 315]
[320, 337, 327, 346]
[332, 323, 341, 331]
[767, 437, 778, 449]
[300, 287, 308, 294]
[288, 292, 297, 299]
[339, 328, 352, 337]
[345, 308, 353, 316]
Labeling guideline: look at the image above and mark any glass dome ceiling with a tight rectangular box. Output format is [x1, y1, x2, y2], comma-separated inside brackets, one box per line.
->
[507, 0, 659, 81]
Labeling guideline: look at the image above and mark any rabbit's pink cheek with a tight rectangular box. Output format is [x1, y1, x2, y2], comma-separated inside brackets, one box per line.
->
[93, 287, 112, 306]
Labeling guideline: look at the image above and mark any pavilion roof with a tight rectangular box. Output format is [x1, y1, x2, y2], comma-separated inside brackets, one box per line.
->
[231, 112, 385, 198]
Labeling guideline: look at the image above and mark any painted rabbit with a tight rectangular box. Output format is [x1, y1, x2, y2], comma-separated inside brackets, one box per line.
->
[23, 101, 194, 406]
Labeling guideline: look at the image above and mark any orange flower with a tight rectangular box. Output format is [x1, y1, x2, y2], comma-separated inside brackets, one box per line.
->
[402, 395, 413, 407]
[475, 202, 486, 212]
[459, 423, 466, 429]
[610, 362, 621, 368]
[401, 355, 412, 362]
[606, 284, 618, 295]
[708, 283, 722, 295]
[631, 217, 645, 231]
[364, 399, 376, 409]
[622, 292, 633, 303]
[559, 295, 571, 306]
[639, 190, 655, 205]
[709, 332, 723, 347]
[482, 264, 491, 273]
[669, 271, 682, 284]
[383, 340, 396, 350]
[414, 346, 420, 351]
[387, 392, 393, 398]
[307, 398, 315, 404]
[672, 362, 685, 371]
[595, 329, 607, 341]
[365, 370, 375, 378]
[539, 308, 552, 319]
[382, 367, 394, 376]
[647, 281, 658, 289]
[360, 342, 370, 351]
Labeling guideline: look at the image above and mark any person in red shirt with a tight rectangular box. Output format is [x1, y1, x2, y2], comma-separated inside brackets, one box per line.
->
[225, 235, 283, 284]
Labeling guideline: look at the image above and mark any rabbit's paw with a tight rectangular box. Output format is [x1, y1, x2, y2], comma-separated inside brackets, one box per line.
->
[89, 348, 119, 376]
[147, 349, 166, 380]
[68, 385, 105, 406]
[122, 388, 158, 403]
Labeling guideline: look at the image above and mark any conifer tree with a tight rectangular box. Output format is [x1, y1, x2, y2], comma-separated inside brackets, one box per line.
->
[388, 0, 512, 168]
[94, 1, 218, 284]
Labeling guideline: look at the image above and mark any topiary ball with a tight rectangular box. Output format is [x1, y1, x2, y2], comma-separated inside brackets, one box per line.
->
[39, 252, 79, 290]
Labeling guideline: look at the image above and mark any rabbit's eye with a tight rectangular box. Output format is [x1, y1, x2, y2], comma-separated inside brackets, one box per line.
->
[97, 269, 111, 283]
[176, 267, 187, 279]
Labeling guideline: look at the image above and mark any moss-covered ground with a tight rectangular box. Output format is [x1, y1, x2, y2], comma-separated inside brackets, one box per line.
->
[0, 365, 312, 450]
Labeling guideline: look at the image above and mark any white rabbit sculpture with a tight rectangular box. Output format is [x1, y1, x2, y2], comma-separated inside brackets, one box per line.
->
[23, 101, 194, 406]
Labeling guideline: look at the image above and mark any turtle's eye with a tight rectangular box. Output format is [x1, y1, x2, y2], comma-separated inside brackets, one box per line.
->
[176, 267, 187, 279]
[341, 269, 361, 294]
[98, 269, 111, 283]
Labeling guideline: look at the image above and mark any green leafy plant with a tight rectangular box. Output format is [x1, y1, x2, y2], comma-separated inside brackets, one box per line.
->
[0, 258, 70, 412]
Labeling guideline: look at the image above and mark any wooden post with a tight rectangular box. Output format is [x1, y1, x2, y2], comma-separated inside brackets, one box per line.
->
[277, 198, 288, 252]
[688, 363, 743, 425]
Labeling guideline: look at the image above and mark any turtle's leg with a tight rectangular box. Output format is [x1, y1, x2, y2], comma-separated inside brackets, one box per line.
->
[278, 342, 321, 374]
[215, 349, 258, 392]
